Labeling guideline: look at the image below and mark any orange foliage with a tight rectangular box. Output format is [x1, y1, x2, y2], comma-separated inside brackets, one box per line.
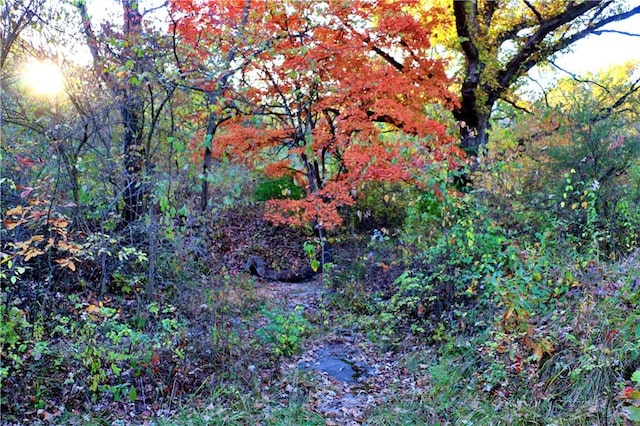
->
[172, 0, 461, 228]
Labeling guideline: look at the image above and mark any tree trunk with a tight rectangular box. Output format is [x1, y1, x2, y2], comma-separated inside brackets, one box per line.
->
[455, 108, 490, 158]
[77, 0, 148, 225]
[121, 95, 146, 224]
[200, 117, 217, 212]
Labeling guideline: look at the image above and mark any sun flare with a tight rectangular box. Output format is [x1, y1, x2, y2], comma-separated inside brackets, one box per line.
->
[22, 59, 65, 97]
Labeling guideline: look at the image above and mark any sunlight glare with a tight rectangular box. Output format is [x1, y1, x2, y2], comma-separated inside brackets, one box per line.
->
[22, 60, 64, 97]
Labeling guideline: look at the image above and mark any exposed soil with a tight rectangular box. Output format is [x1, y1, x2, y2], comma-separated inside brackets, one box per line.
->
[256, 277, 419, 425]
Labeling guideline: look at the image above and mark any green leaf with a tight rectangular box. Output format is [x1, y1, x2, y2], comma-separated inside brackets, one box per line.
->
[111, 363, 121, 376]
[632, 370, 640, 386]
[626, 405, 640, 421]
[310, 259, 320, 272]
[129, 385, 137, 402]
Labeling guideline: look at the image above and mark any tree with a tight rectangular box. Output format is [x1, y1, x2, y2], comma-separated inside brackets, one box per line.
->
[450, 0, 640, 156]
[77, 0, 174, 225]
[168, 0, 264, 211]
[213, 0, 459, 232]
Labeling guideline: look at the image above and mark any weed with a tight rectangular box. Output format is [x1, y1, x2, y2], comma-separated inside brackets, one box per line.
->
[256, 306, 311, 357]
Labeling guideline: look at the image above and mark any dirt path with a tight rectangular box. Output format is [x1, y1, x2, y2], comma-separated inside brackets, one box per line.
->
[257, 279, 419, 425]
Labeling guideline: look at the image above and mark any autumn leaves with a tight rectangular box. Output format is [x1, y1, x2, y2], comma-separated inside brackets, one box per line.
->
[170, 0, 458, 229]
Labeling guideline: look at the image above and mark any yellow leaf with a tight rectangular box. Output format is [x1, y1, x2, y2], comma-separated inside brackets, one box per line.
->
[54, 258, 76, 271]
[49, 218, 69, 228]
[84, 304, 101, 314]
[57, 241, 78, 252]
[24, 247, 44, 261]
[5, 206, 23, 216]
[532, 342, 543, 360]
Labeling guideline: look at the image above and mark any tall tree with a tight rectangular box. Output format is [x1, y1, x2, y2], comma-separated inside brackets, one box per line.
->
[214, 0, 458, 231]
[450, 0, 640, 156]
[77, 0, 173, 225]
[168, 0, 263, 211]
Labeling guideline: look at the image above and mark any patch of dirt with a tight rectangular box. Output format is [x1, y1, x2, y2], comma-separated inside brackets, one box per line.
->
[257, 278, 419, 425]
[208, 203, 418, 424]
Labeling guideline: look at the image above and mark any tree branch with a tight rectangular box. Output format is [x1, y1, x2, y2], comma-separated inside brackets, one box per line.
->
[523, 0, 543, 22]
[591, 29, 640, 37]
[550, 61, 612, 95]
[496, 1, 600, 93]
[500, 96, 533, 115]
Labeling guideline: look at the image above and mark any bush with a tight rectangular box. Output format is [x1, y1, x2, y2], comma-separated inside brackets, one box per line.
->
[254, 175, 304, 202]
[345, 181, 412, 232]
[256, 306, 311, 357]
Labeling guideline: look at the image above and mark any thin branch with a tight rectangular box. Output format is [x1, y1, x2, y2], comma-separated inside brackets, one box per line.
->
[591, 29, 640, 37]
[523, 0, 543, 22]
[525, 74, 551, 108]
[500, 96, 533, 114]
[550, 61, 612, 95]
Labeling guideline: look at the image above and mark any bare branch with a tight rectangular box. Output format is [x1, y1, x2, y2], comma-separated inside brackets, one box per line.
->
[591, 29, 640, 37]
[523, 0, 543, 22]
[550, 61, 612, 95]
[500, 96, 533, 115]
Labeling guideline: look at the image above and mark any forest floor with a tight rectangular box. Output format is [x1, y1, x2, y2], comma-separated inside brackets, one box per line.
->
[6, 203, 640, 425]
[254, 278, 420, 425]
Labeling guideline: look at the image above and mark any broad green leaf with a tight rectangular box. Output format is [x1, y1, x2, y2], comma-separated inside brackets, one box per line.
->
[626, 405, 640, 421]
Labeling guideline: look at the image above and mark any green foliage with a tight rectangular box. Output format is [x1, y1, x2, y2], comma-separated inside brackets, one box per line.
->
[0, 301, 32, 381]
[256, 306, 311, 357]
[69, 299, 186, 401]
[254, 175, 304, 202]
[303, 239, 321, 272]
[538, 81, 640, 257]
[78, 233, 149, 294]
[381, 271, 436, 335]
[396, 191, 506, 327]
[348, 181, 412, 232]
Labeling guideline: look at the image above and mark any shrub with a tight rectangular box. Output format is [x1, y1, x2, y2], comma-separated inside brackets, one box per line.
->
[256, 306, 311, 357]
[254, 175, 304, 202]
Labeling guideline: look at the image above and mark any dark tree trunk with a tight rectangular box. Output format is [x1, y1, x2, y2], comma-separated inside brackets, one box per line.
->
[77, 0, 148, 225]
[121, 94, 146, 224]
[454, 107, 490, 158]
[452, 0, 488, 158]
[119, 0, 146, 224]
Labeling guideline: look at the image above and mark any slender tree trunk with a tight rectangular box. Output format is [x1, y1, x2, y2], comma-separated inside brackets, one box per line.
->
[77, 0, 147, 225]
[200, 114, 217, 212]
[197, 0, 252, 212]
[121, 91, 146, 224]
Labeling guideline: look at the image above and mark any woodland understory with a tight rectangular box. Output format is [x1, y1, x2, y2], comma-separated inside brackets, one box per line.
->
[4, 1, 640, 425]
